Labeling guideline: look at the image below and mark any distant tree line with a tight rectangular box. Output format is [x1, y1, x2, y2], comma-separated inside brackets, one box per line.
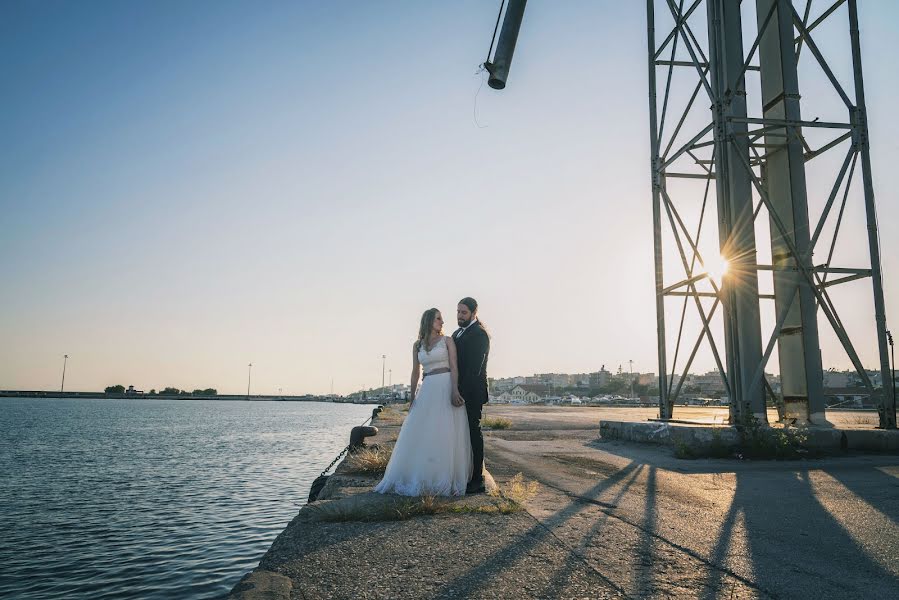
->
[154, 387, 218, 396]
[104, 385, 218, 397]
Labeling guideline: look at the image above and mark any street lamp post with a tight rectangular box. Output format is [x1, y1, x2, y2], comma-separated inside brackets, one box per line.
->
[889, 331, 896, 420]
[60, 354, 69, 393]
[247, 363, 253, 399]
[381, 354, 386, 390]
[629, 360, 634, 399]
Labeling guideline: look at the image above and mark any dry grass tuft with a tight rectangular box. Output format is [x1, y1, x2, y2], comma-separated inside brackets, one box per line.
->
[344, 446, 392, 474]
[482, 416, 512, 430]
[310, 494, 446, 522]
[398, 495, 443, 518]
[310, 474, 541, 522]
[375, 406, 406, 424]
[308, 495, 380, 522]
[498, 473, 539, 505]
[456, 473, 542, 514]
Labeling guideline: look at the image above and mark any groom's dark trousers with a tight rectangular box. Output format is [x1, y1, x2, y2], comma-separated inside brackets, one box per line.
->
[453, 321, 490, 484]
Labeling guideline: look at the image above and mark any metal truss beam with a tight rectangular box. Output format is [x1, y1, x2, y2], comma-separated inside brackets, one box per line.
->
[647, 0, 896, 428]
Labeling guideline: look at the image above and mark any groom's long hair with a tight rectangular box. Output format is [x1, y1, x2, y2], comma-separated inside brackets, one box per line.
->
[458, 296, 490, 338]
[417, 308, 442, 350]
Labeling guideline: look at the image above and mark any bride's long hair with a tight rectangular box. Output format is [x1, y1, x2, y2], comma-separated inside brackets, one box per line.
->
[417, 308, 442, 351]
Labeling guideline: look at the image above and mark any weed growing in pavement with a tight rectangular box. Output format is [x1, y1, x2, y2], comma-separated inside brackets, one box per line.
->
[344, 446, 392, 474]
[310, 496, 429, 522]
[482, 416, 512, 430]
[738, 415, 811, 460]
[673, 440, 696, 459]
[675, 429, 733, 459]
[673, 413, 821, 460]
[312, 473, 540, 522]
[706, 429, 734, 458]
[676, 415, 815, 460]
[374, 406, 405, 423]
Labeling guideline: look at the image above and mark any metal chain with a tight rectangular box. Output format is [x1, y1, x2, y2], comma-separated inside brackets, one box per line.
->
[319, 444, 350, 478]
[317, 412, 377, 478]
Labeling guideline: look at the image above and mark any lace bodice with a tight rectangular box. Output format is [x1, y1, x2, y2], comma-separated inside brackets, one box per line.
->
[419, 336, 450, 371]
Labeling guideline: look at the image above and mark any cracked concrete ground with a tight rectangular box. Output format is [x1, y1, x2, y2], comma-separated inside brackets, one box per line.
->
[231, 405, 899, 599]
[482, 405, 899, 599]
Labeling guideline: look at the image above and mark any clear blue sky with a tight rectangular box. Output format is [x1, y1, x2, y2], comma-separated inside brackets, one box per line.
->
[2, 1, 897, 394]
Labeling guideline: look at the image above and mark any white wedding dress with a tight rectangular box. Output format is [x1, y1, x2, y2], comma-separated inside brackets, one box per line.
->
[374, 337, 473, 496]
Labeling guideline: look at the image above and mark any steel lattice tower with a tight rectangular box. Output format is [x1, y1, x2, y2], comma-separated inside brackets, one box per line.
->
[646, 0, 895, 428]
[485, 0, 895, 429]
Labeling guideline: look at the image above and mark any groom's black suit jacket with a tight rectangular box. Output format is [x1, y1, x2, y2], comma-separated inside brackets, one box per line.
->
[453, 321, 490, 405]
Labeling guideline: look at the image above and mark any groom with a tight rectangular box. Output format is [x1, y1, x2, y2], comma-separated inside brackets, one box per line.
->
[454, 297, 490, 494]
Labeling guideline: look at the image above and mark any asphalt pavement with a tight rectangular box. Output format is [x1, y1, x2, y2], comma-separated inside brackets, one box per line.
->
[483, 405, 899, 598]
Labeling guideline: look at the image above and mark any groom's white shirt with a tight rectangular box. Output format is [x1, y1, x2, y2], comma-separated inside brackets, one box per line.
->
[455, 317, 479, 338]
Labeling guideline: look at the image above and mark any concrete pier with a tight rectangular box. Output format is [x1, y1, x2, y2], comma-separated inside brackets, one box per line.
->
[230, 405, 899, 599]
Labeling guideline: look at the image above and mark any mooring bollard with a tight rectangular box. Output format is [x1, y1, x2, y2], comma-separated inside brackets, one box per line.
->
[308, 474, 329, 503]
[372, 405, 383, 420]
[308, 421, 381, 503]
[349, 425, 378, 452]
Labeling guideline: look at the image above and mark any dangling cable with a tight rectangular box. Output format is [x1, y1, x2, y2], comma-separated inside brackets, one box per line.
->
[473, 71, 488, 128]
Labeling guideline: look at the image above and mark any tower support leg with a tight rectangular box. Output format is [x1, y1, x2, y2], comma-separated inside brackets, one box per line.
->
[708, 0, 767, 423]
[756, 0, 826, 425]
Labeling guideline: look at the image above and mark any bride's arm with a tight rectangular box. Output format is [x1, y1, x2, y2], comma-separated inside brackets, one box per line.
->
[446, 336, 464, 407]
[410, 341, 422, 405]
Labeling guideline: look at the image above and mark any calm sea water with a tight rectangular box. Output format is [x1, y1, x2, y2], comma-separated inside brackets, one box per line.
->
[0, 398, 375, 599]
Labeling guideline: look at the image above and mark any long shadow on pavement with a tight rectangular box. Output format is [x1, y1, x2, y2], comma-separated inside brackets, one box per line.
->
[701, 465, 899, 600]
[534, 464, 646, 598]
[823, 464, 899, 525]
[431, 461, 642, 598]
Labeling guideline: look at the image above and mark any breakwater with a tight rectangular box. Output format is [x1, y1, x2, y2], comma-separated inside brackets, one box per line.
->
[0, 390, 372, 403]
[228, 404, 899, 599]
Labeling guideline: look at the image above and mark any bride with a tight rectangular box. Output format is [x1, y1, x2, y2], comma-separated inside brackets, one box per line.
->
[374, 308, 473, 496]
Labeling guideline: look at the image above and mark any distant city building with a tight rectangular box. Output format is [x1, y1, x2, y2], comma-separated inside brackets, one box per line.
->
[533, 373, 572, 387]
[637, 373, 657, 386]
[693, 370, 726, 395]
[823, 369, 850, 388]
[364, 365, 888, 407]
[490, 391, 515, 404]
[570, 373, 592, 387]
[490, 378, 516, 393]
[589, 368, 611, 388]
[511, 384, 550, 403]
[824, 387, 871, 408]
